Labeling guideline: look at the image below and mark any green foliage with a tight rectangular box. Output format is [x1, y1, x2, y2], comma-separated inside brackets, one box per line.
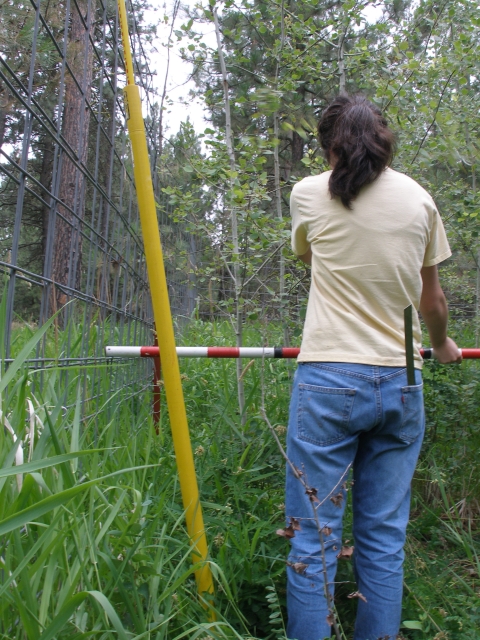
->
[160, 0, 480, 342]
[0, 312, 238, 638]
[2, 307, 480, 638]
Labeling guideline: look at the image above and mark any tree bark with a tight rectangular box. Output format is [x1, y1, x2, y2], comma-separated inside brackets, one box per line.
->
[51, 0, 95, 309]
[40, 135, 55, 259]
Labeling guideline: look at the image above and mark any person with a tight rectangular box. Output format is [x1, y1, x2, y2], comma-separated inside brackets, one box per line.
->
[285, 94, 461, 640]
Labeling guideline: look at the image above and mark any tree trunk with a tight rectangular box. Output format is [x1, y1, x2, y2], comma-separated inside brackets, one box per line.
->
[51, 0, 95, 310]
[40, 135, 55, 259]
[214, 8, 246, 423]
[273, 112, 289, 346]
[187, 233, 198, 317]
[274, 2, 289, 346]
[95, 89, 116, 314]
[0, 84, 14, 151]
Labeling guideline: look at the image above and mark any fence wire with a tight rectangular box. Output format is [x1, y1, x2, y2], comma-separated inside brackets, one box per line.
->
[0, 0, 158, 417]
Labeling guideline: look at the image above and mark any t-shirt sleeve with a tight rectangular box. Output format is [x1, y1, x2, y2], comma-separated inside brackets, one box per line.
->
[290, 185, 310, 256]
[423, 203, 452, 267]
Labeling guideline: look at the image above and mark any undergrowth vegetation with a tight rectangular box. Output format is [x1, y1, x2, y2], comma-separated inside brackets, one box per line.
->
[1, 314, 479, 639]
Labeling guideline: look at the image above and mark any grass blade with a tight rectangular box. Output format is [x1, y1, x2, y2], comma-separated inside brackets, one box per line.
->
[0, 464, 158, 536]
[38, 590, 130, 640]
[0, 451, 103, 479]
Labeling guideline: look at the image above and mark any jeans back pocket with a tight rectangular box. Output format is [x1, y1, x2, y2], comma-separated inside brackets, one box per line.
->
[297, 384, 356, 447]
[400, 383, 424, 444]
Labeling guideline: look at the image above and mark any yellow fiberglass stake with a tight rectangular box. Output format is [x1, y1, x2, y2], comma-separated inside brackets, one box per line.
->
[117, 0, 215, 605]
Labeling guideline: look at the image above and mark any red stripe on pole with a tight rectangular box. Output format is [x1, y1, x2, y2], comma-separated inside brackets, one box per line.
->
[207, 347, 240, 358]
[141, 346, 160, 357]
[281, 348, 301, 358]
[461, 349, 480, 358]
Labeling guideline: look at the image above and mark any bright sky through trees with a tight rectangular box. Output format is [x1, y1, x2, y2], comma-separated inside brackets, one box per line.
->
[149, 0, 385, 137]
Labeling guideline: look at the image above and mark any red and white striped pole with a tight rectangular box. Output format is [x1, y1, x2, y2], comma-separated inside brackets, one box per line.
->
[105, 346, 480, 359]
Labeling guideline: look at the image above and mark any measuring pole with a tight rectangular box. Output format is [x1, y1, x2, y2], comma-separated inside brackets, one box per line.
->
[404, 305, 416, 385]
[117, 0, 214, 603]
[105, 345, 480, 359]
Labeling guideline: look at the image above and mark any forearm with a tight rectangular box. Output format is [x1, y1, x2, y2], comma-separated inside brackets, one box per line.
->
[419, 292, 448, 348]
[419, 265, 461, 363]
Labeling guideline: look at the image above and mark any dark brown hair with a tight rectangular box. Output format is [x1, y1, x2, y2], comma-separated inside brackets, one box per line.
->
[317, 94, 395, 209]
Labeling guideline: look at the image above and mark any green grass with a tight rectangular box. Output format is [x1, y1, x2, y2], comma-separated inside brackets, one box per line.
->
[1, 312, 479, 638]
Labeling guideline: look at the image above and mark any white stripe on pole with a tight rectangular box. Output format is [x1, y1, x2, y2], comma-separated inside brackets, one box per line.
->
[177, 347, 210, 357]
[233, 348, 276, 358]
[105, 346, 142, 357]
[106, 346, 279, 358]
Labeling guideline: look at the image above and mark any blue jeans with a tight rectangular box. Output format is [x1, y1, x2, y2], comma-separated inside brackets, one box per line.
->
[286, 363, 425, 640]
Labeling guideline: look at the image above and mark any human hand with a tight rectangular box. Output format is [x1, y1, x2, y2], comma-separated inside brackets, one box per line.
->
[433, 337, 462, 364]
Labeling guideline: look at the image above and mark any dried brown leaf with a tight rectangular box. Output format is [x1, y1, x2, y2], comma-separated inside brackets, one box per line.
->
[330, 491, 344, 507]
[326, 613, 335, 626]
[347, 591, 367, 603]
[321, 526, 332, 536]
[276, 525, 296, 539]
[290, 517, 302, 531]
[287, 561, 308, 574]
[305, 488, 320, 503]
[336, 545, 354, 559]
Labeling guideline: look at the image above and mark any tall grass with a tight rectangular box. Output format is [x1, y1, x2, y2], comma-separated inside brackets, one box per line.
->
[0, 311, 248, 639]
[1, 312, 479, 639]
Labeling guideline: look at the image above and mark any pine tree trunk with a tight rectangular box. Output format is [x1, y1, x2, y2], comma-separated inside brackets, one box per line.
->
[51, 0, 95, 310]
[40, 136, 55, 259]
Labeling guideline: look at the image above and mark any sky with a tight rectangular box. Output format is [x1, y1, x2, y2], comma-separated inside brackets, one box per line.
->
[144, 1, 216, 137]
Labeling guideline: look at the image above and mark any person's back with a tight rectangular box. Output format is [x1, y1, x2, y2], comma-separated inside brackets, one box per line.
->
[285, 94, 460, 640]
[291, 167, 451, 368]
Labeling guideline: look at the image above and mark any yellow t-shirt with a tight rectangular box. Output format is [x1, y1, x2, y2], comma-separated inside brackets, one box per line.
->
[291, 168, 451, 368]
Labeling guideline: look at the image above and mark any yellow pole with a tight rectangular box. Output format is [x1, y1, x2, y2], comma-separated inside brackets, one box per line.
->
[117, 0, 215, 603]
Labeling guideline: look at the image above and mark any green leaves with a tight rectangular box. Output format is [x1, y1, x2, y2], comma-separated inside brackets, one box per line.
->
[0, 465, 158, 537]
[0, 309, 58, 394]
[38, 591, 130, 640]
[402, 619, 424, 630]
[0, 451, 98, 480]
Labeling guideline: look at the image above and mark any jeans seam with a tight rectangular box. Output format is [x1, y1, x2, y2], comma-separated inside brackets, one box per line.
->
[376, 386, 382, 424]
[300, 362, 409, 383]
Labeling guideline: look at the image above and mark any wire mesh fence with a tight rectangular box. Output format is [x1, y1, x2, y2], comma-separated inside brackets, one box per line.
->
[0, 0, 158, 416]
[0, 0, 303, 431]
